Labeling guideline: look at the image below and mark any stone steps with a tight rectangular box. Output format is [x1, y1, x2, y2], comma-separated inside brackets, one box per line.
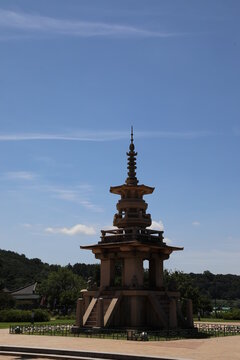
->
[84, 296, 116, 328]
[85, 303, 97, 327]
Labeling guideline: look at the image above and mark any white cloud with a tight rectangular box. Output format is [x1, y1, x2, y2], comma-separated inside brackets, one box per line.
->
[137, 130, 214, 139]
[23, 183, 102, 213]
[164, 237, 172, 244]
[21, 223, 32, 228]
[149, 220, 164, 231]
[48, 186, 103, 213]
[101, 225, 118, 230]
[148, 220, 174, 244]
[2, 177, 102, 213]
[4, 171, 36, 180]
[52, 189, 78, 202]
[0, 9, 180, 39]
[0, 130, 215, 142]
[192, 221, 200, 226]
[45, 224, 96, 236]
[0, 132, 126, 142]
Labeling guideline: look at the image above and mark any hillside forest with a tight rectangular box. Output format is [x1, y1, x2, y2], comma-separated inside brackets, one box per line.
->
[0, 249, 240, 317]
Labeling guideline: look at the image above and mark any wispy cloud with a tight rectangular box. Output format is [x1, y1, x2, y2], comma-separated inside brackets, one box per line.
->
[101, 225, 118, 230]
[0, 9, 180, 39]
[192, 221, 200, 226]
[149, 220, 164, 231]
[21, 223, 32, 228]
[0, 132, 127, 142]
[148, 220, 174, 244]
[3, 171, 36, 181]
[45, 223, 96, 236]
[164, 237, 172, 244]
[24, 183, 103, 213]
[0, 130, 214, 142]
[138, 130, 215, 139]
[46, 185, 103, 213]
[1, 171, 102, 213]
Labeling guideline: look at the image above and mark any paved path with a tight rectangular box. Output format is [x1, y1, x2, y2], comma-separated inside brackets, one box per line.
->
[0, 328, 240, 360]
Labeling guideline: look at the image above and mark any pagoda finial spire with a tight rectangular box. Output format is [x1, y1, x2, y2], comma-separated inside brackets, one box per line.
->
[126, 127, 138, 186]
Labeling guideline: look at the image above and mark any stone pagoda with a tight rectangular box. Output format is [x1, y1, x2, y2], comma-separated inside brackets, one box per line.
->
[76, 129, 193, 329]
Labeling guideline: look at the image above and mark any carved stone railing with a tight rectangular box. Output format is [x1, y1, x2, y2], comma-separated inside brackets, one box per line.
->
[100, 227, 164, 244]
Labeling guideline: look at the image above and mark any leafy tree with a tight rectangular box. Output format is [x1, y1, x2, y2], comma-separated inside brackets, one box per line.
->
[69, 263, 100, 284]
[203, 270, 215, 282]
[222, 308, 240, 320]
[38, 267, 85, 311]
[164, 270, 202, 313]
[0, 250, 51, 290]
[199, 295, 213, 314]
[0, 291, 15, 310]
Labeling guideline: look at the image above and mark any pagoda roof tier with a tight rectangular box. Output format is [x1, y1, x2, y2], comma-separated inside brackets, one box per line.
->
[110, 183, 154, 196]
[80, 240, 183, 257]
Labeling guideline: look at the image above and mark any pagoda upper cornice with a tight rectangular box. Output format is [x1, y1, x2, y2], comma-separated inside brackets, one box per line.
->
[110, 183, 154, 196]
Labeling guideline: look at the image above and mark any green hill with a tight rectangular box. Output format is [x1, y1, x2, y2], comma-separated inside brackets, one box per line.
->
[0, 249, 98, 291]
[0, 249, 239, 306]
[0, 249, 54, 290]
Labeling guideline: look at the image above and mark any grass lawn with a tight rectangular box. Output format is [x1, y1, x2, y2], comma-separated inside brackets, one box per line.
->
[0, 319, 75, 329]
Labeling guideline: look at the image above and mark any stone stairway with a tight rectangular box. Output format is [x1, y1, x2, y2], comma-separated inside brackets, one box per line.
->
[84, 302, 97, 328]
[84, 291, 120, 328]
[148, 294, 169, 328]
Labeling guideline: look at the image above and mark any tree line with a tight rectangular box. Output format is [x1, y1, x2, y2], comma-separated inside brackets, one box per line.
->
[1, 249, 240, 314]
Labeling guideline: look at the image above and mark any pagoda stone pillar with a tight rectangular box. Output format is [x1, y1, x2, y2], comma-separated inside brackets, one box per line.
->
[123, 256, 144, 287]
[100, 258, 114, 288]
[149, 258, 156, 287]
[75, 298, 84, 327]
[149, 256, 164, 288]
[155, 257, 164, 288]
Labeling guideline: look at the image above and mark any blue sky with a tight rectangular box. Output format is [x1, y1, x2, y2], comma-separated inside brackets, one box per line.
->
[0, 0, 239, 274]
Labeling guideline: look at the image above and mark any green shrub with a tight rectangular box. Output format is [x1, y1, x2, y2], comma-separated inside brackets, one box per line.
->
[0, 309, 50, 322]
[33, 309, 50, 322]
[55, 314, 75, 320]
[0, 292, 15, 310]
[222, 309, 240, 320]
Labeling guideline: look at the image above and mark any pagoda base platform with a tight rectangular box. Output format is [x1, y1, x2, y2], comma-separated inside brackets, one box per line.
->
[75, 288, 193, 330]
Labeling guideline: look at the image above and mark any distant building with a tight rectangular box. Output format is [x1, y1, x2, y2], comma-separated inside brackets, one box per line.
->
[10, 282, 40, 309]
[212, 306, 231, 313]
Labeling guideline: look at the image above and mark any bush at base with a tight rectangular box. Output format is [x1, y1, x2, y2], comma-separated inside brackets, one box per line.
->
[221, 309, 240, 320]
[0, 309, 50, 322]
